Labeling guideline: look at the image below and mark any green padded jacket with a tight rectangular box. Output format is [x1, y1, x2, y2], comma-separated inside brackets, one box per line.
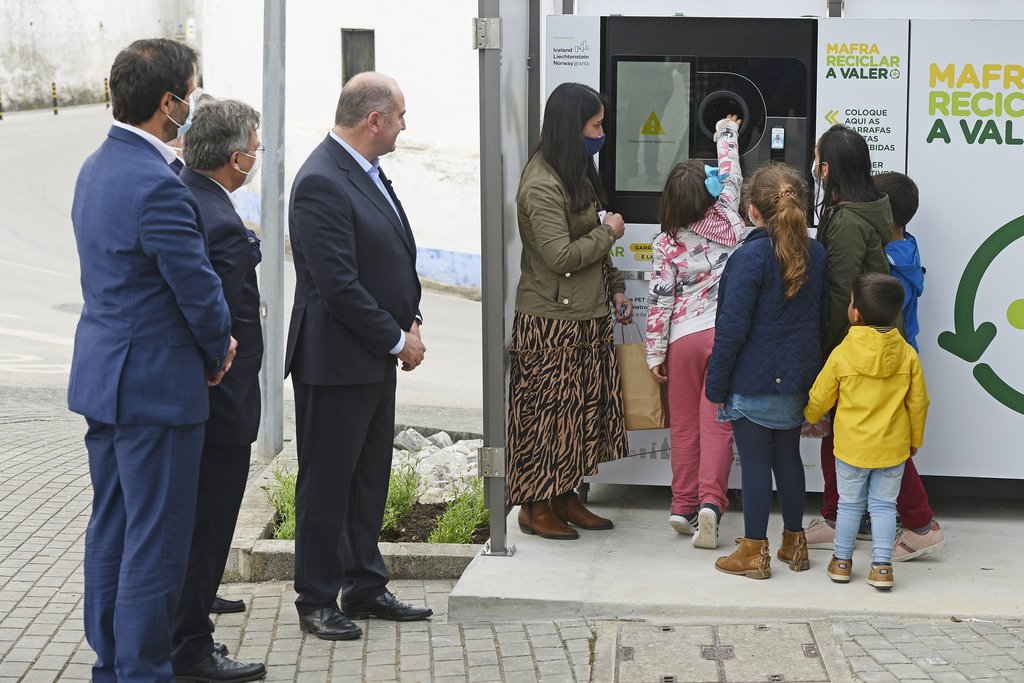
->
[816, 195, 895, 354]
[514, 154, 625, 320]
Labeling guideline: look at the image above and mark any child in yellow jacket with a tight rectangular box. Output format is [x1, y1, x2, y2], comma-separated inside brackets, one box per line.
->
[804, 273, 929, 590]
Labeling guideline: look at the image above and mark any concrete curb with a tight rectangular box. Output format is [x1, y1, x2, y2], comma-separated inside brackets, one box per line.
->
[223, 441, 482, 583]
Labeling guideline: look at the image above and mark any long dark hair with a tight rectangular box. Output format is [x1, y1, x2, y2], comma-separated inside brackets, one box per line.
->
[816, 124, 881, 216]
[534, 83, 608, 213]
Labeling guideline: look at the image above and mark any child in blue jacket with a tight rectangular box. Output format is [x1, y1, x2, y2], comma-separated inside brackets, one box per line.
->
[873, 172, 924, 351]
[705, 163, 829, 579]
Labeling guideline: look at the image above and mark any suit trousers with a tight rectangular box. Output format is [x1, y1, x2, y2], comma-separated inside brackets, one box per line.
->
[171, 443, 252, 670]
[292, 365, 396, 615]
[83, 419, 204, 683]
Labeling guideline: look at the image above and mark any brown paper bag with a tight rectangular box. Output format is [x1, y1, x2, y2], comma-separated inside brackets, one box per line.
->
[615, 323, 668, 430]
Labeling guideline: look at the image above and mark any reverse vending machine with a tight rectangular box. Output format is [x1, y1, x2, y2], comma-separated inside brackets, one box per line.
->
[600, 16, 817, 224]
[541, 10, 1024, 490]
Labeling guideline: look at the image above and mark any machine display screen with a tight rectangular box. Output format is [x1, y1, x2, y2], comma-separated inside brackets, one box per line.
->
[612, 57, 695, 193]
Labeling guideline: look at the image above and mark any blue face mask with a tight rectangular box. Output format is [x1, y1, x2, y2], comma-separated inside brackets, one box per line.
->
[169, 91, 196, 138]
[583, 134, 606, 156]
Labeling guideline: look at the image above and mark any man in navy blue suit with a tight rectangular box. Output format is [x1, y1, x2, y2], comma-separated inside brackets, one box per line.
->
[170, 99, 268, 682]
[285, 72, 432, 640]
[69, 39, 236, 682]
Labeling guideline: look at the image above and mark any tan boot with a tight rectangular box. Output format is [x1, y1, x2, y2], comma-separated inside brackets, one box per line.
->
[777, 529, 810, 571]
[550, 492, 614, 530]
[517, 501, 579, 540]
[715, 537, 771, 579]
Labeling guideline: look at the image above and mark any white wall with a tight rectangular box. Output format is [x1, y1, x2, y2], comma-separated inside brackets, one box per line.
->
[844, 0, 1024, 19]
[196, 1, 481, 259]
[0, 0, 181, 109]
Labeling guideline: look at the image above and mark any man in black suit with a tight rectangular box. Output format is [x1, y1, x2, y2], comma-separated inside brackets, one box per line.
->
[285, 72, 432, 640]
[171, 99, 267, 682]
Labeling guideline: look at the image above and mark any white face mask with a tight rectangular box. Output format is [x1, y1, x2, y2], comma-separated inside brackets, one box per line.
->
[237, 149, 262, 186]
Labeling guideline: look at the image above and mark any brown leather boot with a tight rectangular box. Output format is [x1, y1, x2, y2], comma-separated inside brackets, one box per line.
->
[715, 537, 771, 579]
[550, 492, 614, 530]
[777, 529, 810, 571]
[517, 501, 578, 540]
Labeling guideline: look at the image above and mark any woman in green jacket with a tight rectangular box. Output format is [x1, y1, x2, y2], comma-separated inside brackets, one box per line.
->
[508, 82, 631, 540]
[806, 124, 893, 545]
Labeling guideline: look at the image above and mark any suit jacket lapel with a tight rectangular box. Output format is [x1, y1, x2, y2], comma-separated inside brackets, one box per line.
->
[377, 166, 416, 255]
[324, 137, 414, 256]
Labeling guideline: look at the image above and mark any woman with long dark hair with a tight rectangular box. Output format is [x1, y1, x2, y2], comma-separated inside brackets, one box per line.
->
[507, 82, 631, 540]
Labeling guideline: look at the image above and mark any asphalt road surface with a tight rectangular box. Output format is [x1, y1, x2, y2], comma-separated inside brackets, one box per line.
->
[0, 104, 483, 432]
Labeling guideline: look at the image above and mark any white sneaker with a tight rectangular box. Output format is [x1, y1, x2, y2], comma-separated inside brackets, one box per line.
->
[692, 505, 720, 549]
[669, 513, 698, 535]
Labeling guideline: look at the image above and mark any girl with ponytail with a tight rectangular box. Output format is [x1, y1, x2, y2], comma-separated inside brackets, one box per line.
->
[705, 163, 829, 579]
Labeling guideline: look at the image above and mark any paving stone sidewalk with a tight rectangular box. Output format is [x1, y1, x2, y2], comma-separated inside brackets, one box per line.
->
[1, 388, 1023, 682]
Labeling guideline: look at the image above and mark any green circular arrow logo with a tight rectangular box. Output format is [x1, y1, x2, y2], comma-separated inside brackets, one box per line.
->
[937, 214, 1024, 413]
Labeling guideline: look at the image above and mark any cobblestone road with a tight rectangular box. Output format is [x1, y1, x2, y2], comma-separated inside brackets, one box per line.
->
[1, 388, 1023, 682]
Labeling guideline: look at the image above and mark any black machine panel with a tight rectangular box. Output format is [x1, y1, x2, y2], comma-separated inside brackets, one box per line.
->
[601, 16, 817, 224]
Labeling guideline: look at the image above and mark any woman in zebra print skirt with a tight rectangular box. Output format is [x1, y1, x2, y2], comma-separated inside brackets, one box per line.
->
[507, 82, 632, 540]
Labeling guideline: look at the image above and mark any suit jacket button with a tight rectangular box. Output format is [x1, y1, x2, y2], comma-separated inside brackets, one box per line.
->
[562, 298, 569, 305]
[565, 272, 571, 277]
[775, 377, 782, 383]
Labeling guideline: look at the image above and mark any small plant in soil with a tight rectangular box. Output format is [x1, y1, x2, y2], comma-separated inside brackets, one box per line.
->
[262, 467, 297, 540]
[381, 460, 421, 533]
[263, 461, 490, 544]
[428, 476, 489, 544]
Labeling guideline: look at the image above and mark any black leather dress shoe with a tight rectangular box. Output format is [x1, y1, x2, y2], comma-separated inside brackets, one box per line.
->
[341, 591, 433, 621]
[213, 643, 228, 656]
[210, 595, 246, 614]
[298, 606, 363, 641]
[174, 651, 266, 682]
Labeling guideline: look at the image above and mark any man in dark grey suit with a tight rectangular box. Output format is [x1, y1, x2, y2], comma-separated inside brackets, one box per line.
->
[171, 99, 268, 682]
[285, 72, 432, 640]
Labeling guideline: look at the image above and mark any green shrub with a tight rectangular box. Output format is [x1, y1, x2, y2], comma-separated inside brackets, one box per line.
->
[262, 467, 297, 540]
[428, 476, 490, 544]
[381, 460, 422, 533]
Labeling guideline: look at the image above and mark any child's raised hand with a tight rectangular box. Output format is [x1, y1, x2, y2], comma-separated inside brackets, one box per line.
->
[716, 115, 743, 134]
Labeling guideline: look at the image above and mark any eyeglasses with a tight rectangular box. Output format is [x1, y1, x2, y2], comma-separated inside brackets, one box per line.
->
[241, 145, 266, 159]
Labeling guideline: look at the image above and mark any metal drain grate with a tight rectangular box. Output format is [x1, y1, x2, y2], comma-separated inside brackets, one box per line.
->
[611, 622, 830, 682]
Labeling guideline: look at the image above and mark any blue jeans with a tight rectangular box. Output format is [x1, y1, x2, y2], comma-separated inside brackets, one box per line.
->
[835, 459, 905, 564]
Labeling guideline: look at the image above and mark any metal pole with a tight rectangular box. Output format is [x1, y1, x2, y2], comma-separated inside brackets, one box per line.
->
[478, 0, 513, 557]
[51, 82, 58, 115]
[527, 0, 541, 150]
[256, 0, 285, 464]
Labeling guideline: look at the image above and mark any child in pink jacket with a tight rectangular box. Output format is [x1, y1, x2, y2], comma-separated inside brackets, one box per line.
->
[646, 115, 746, 550]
